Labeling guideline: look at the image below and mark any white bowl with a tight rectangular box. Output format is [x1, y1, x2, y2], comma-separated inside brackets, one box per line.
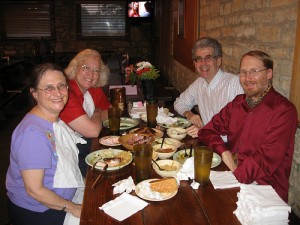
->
[152, 159, 182, 178]
[152, 143, 177, 159]
[167, 128, 187, 140]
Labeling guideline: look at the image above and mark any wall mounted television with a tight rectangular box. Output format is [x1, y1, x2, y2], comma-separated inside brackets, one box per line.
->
[127, 1, 154, 20]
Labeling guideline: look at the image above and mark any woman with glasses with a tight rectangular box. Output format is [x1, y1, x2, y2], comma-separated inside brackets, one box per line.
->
[174, 37, 243, 139]
[60, 49, 110, 177]
[6, 63, 82, 225]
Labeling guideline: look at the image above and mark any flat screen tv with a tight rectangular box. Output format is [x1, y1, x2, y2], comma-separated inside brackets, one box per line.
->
[127, 1, 154, 19]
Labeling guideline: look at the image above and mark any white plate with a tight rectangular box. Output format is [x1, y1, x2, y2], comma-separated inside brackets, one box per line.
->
[103, 117, 139, 130]
[99, 136, 121, 146]
[153, 137, 182, 149]
[129, 127, 164, 138]
[158, 117, 191, 128]
[135, 179, 178, 201]
[85, 149, 133, 171]
[173, 150, 221, 168]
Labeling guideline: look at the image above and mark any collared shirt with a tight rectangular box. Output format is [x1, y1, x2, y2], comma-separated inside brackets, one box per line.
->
[198, 87, 298, 202]
[60, 80, 110, 124]
[174, 69, 243, 125]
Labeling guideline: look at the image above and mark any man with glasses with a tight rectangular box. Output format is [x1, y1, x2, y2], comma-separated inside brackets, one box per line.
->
[198, 50, 298, 202]
[174, 37, 243, 138]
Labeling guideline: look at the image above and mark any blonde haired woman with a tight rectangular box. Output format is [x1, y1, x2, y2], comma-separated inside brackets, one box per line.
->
[60, 49, 111, 177]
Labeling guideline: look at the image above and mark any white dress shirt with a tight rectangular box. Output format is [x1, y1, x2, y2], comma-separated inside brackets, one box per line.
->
[174, 69, 243, 126]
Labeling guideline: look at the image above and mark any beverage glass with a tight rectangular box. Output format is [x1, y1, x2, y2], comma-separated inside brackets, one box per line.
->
[133, 144, 153, 183]
[108, 107, 121, 135]
[194, 146, 213, 187]
[146, 100, 158, 128]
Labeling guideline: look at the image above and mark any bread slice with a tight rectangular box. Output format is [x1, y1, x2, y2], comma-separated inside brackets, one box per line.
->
[149, 178, 178, 193]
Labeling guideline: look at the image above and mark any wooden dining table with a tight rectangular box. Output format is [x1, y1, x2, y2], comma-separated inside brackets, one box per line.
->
[79, 119, 242, 225]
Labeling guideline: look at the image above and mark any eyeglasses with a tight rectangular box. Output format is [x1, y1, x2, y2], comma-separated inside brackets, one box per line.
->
[238, 68, 268, 77]
[81, 65, 101, 76]
[36, 83, 68, 94]
[193, 55, 219, 63]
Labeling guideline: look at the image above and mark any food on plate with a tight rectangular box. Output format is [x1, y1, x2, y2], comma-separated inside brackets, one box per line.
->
[159, 162, 178, 171]
[126, 134, 154, 145]
[156, 148, 174, 153]
[131, 127, 157, 135]
[102, 157, 121, 167]
[91, 150, 131, 168]
[99, 136, 120, 146]
[149, 178, 178, 193]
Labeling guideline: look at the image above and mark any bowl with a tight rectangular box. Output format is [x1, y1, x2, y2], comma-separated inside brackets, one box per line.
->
[152, 159, 182, 178]
[152, 143, 177, 159]
[167, 127, 187, 140]
[139, 113, 147, 122]
[118, 133, 155, 151]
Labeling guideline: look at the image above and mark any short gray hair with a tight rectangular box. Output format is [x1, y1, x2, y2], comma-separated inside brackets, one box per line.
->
[192, 37, 222, 59]
[64, 49, 110, 87]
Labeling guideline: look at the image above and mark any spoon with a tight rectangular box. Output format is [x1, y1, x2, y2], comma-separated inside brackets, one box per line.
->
[152, 159, 165, 171]
[160, 132, 166, 148]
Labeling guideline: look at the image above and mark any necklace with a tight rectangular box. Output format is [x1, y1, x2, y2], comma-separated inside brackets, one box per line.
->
[246, 84, 272, 109]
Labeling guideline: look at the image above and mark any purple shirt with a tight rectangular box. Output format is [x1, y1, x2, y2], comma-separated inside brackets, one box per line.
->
[6, 114, 76, 212]
[198, 87, 298, 202]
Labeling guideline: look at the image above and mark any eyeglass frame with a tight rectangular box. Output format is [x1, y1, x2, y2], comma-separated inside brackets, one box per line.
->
[81, 64, 101, 76]
[238, 68, 268, 77]
[36, 83, 69, 94]
[193, 55, 219, 63]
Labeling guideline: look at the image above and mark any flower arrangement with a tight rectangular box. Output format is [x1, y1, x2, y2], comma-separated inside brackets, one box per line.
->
[125, 61, 160, 85]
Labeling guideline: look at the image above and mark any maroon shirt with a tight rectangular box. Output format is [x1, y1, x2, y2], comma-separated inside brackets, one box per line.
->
[198, 87, 298, 202]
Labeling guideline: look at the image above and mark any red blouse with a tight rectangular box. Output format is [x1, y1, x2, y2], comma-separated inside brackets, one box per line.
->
[60, 80, 110, 124]
[198, 87, 298, 202]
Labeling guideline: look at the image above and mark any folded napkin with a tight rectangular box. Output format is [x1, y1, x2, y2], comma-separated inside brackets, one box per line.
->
[156, 107, 177, 125]
[53, 120, 86, 188]
[99, 192, 148, 221]
[209, 171, 241, 189]
[112, 176, 135, 194]
[63, 187, 85, 225]
[234, 184, 291, 225]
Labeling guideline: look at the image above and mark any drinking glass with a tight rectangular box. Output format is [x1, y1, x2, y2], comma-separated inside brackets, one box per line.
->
[133, 144, 153, 183]
[146, 100, 158, 128]
[108, 107, 121, 135]
[194, 146, 213, 187]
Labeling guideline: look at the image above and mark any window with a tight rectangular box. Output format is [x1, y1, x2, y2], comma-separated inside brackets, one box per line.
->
[79, 2, 126, 37]
[0, 1, 54, 39]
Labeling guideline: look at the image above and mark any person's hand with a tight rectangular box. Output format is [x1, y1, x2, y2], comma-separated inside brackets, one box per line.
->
[185, 111, 203, 128]
[186, 125, 200, 138]
[221, 150, 237, 172]
[67, 202, 82, 218]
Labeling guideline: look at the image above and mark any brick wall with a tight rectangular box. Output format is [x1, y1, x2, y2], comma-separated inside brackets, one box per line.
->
[167, 0, 300, 216]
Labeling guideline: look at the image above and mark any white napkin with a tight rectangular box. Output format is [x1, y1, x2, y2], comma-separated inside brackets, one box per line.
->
[156, 107, 177, 125]
[99, 192, 148, 221]
[63, 187, 85, 225]
[234, 184, 291, 225]
[175, 157, 194, 181]
[209, 171, 241, 189]
[53, 120, 86, 188]
[83, 91, 95, 118]
[112, 176, 135, 194]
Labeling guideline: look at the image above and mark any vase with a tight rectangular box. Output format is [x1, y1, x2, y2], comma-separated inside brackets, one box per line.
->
[141, 79, 156, 101]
